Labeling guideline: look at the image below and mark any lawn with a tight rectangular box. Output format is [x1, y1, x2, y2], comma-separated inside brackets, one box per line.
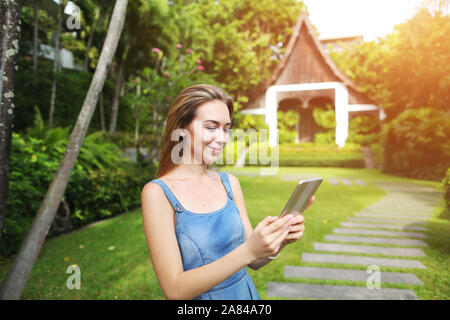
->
[0, 167, 448, 300]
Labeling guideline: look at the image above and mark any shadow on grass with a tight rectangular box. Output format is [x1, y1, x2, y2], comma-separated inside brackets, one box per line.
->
[424, 209, 450, 254]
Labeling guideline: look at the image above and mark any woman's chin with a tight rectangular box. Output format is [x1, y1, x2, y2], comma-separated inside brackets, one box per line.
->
[203, 153, 221, 165]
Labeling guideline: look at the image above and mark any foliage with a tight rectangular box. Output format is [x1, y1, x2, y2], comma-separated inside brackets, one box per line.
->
[380, 108, 450, 181]
[232, 114, 268, 132]
[215, 140, 364, 168]
[444, 168, 450, 209]
[277, 110, 299, 144]
[329, 6, 450, 180]
[26, 106, 123, 170]
[277, 142, 364, 168]
[124, 44, 216, 163]
[171, 0, 305, 105]
[13, 56, 120, 132]
[313, 104, 336, 145]
[330, 8, 450, 120]
[346, 115, 381, 146]
[2, 131, 156, 257]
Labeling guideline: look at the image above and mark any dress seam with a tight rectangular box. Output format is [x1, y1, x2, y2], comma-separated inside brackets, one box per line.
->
[176, 229, 207, 265]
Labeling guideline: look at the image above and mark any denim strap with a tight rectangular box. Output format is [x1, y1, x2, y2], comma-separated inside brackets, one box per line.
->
[219, 172, 234, 200]
[148, 180, 184, 213]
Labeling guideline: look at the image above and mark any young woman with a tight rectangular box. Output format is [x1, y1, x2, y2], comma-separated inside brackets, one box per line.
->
[141, 84, 314, 300]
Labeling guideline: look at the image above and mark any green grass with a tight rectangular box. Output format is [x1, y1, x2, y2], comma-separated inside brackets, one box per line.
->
[0, 167, 448, 300]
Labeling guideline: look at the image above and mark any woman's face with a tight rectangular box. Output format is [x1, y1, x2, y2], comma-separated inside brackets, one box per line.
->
[182, 100, 232, 165]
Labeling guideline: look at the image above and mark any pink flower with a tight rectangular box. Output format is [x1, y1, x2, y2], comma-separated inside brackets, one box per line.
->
[164, 72, 171, 77]
[197, 65, 205, 71]
[186, 48, 193, 54]
[176, 44, 182, 49]
[152, 48, 160, 53]
[196, 59, 202, 64]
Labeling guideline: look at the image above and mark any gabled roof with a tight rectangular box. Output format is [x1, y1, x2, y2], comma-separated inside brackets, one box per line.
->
[249, 11, 370, 103]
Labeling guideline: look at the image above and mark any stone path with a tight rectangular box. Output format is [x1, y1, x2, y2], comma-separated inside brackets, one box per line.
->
[266, 181, 442, 300]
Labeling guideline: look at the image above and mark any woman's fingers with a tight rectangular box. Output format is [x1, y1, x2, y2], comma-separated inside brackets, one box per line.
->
[264, 214, 293, 235]
[255, 216, 278, 232]
[266, 219, 291, 243]
[274, 223, 291, 246]
[288, 214, 304, 225]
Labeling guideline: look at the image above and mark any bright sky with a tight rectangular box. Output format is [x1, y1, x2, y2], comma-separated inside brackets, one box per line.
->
[302, 0, 426, 41]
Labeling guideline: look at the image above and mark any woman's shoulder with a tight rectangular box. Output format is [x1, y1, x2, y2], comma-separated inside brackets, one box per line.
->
[141, 180, 174, 218]
[142, 177, 166, 201]
[218, 171, 238, 184]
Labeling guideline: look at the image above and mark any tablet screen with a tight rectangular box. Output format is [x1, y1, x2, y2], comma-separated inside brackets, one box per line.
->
[279, 177, 323, 217]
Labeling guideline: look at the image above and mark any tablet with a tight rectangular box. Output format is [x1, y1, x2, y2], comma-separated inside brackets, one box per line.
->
[279, 177, 323, 218]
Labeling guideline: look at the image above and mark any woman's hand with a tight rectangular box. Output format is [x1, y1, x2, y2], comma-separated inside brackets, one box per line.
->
[242, 214, 295, 261]
[282, 195, 315, 246]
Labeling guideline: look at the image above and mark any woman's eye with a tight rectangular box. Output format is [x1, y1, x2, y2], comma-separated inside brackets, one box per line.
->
[206, 127, 216, 130]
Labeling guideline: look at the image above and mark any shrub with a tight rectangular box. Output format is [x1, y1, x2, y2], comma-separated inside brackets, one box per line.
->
[1, 133, 156, 257]
[380, 108, 450, 181]
[444, 168, 450, 209]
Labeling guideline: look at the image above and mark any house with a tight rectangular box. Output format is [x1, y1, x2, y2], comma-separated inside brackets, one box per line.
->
[241, 11, 383, 147]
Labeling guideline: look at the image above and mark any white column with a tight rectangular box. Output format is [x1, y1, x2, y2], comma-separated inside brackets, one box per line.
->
[265, 86, 278, 147]
[334, 83, 349, 148]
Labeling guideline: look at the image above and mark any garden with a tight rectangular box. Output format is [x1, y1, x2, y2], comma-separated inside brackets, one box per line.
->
[0, 0, 448, 300]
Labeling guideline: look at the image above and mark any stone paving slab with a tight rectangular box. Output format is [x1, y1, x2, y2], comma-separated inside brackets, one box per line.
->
[313, 242, 426, 257]
[354, 179, 366, 186]
[355, 212, 431, 220]
[280, 174, 321, 181]
[284, 266, 424, 285]
[340, 222, 427, 231]
[362, 211, 435, 217]
[348, 217, 427, 224]
[341, 178, 353, 186]
[328, 178, 339, 185]
[266, 282, 419, 300]
[301, 253, 427, 269]
[324, 235, 428, 247]
[334, 228, 427, 238]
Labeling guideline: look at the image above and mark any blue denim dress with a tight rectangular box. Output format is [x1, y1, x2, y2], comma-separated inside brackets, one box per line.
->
[148, 171, 260, 300]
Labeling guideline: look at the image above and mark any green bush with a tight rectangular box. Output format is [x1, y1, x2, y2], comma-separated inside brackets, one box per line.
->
[443, 168, 450, 209]
[13, 56, 132, 133]
[65, 163, 156, 229]
[346, 115, 381, 146]
[215, 140, 365, 168]
[381, 108, 450, 181]
[1, 133, 156, 257]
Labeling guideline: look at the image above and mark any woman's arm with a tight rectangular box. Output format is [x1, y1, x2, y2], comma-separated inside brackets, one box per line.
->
[141, 182, 291, 299]
[227, 173, 313, 270]
[227, 173, 274, 270]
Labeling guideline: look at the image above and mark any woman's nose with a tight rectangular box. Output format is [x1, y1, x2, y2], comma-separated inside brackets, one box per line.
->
[215, 128, 228, 144]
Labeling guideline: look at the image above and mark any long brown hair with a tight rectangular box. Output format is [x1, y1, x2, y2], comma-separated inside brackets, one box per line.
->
[156, 84, 234, 178]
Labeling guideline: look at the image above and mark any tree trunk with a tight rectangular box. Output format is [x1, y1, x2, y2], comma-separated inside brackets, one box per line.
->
[32, 0, 38, 72]
[0, 0, 128, 300]
[48, 3, 64, 128]
[0, 0, 22, 247]
[108, 55, 125, 134]
[134, 81, 141, 147]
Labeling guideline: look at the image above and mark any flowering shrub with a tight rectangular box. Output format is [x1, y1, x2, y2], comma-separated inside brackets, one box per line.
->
[125, 45, 217, 163]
